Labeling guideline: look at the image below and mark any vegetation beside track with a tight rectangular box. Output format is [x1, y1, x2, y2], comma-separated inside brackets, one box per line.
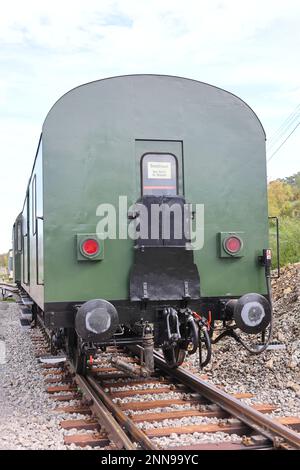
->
[268, 171, 300, 267]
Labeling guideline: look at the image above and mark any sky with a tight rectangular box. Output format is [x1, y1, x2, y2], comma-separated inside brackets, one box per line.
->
[0, 0, 299, 252]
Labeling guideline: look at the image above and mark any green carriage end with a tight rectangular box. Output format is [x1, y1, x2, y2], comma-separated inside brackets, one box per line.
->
[12, 75, 273, 370]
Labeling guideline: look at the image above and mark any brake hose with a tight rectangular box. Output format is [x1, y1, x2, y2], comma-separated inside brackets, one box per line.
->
[187, 313, 212, 367]
[187, 315, 199, 355]
[199, 324, 212, 367]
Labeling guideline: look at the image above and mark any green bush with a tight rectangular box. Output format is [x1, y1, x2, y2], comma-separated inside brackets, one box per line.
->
[269, 216, 300, 267]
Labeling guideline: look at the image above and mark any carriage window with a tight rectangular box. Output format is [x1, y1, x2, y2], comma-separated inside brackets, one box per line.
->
[23, 195, 28, 236]
[141, 153, 178, 196]
[17, 222, 22, 251]
[32, 175, 36, 235]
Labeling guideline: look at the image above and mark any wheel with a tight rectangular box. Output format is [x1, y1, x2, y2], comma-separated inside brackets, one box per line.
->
[65, 328, 75, 359]
[162, 345, 186, 368]
[74, 343, 87, 376]
[66, 329, 87, 375]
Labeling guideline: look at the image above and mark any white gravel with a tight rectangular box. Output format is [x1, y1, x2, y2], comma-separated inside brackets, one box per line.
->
[113, 391, 193, 404]
[0, 301, 69, 449]
[0, 301, 103, 450]
[152, 431, 242, 448]
[106, 383, 171, 392]
[185, 264, 300, 418]
[138, 416, 225, 430]
[1, 264, 299, 450]
[125, 403, 208, 416]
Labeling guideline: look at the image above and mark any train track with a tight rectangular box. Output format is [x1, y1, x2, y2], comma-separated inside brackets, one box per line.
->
[0, 282, 18, 299]
[151, 350, 300, 450]
[30, 329, 300, 451]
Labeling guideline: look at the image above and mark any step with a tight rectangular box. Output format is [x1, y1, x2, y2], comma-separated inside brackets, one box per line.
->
[54, 406, 91, 415]
[101, 377, 171, 389]
[42, 369, 65, 375]
[19, 305, 32, 321]
[50, 394, 80, 401]
[130, 403, 278, 423]
[168, 440, 271, 450]
[109, 386, 179, 399]
[46, 385, 77, 393]
[144, 421, 248, 438]
[39, 355, 66, 364]
[20, 318, 31, 330]
[60, 419, 99, 431]
[20, 297, 34, 306]
[42, 363, 64, 369]
[119, 398, 203, 411]
[64, 433, 109, 447]
[277, 416, 300, 431]
[45, 376, 72, 384]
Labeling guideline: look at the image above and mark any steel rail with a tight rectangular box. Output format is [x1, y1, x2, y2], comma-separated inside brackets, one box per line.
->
[0, 282, 18, 297]
[153, 350, 300, 450]
[0, 282, 17, 289]
[66, 363, 137, 450]
[86, 372, 158, 451]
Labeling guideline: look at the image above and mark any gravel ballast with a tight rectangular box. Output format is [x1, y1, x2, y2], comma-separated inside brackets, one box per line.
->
[0, 264, 299, 449]
[0, 302, 68, 450]
[186, 263, 300, 417]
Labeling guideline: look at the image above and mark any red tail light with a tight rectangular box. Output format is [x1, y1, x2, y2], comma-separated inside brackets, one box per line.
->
[224, 236, 242, 254]
[81, 239, 99, 256]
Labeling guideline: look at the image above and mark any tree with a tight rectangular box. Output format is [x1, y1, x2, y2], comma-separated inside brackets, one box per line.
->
[0, 253, 8, 268]
[280, 171, 300, 189]
[268, 180, 293, 217]
[269, 217, 300, 266]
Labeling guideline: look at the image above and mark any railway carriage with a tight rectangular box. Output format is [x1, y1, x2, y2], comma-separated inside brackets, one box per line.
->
[13, 74, 273, 373]
[12, 214, 22, 284]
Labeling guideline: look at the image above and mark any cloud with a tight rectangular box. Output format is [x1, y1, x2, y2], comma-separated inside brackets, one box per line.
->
[0, 0, 299, 250]
[0, 118, 40, 251]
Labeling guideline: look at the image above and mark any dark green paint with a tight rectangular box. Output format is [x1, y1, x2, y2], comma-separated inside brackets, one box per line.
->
[17, 75, 269, 307]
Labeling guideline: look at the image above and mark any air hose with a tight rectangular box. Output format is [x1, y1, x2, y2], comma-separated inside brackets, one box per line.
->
[198, 323, 212, 367]
[189, 312, 212, 367]
[186, 314, 199, 355]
